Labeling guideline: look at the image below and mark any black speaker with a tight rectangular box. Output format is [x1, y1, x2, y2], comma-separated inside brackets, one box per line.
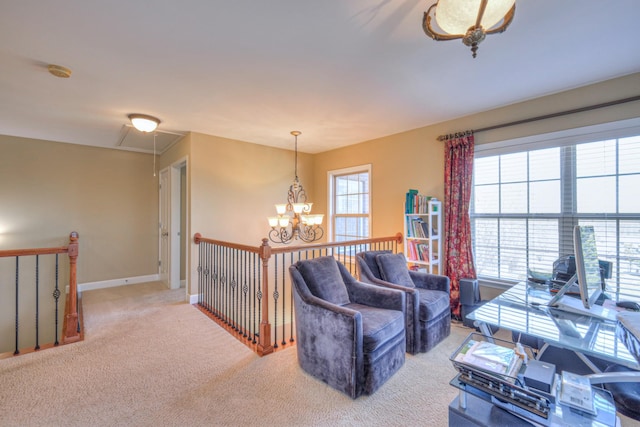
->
[460, 278, 480, 305]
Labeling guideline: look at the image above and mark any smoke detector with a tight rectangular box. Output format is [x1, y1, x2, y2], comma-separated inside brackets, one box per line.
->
[48, 64, 72, 78]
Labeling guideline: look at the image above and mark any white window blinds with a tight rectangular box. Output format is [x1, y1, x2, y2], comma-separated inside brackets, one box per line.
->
[471, 122, 640, 300]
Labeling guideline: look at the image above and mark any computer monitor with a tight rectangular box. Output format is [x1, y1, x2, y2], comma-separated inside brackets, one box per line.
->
[573, 225, 603, 309]
[546, 226, 604, 309]
[544, 226, 616, 321]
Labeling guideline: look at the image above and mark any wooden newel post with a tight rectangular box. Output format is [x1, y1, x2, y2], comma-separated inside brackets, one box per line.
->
[63, 231, 80, 344]
[257, 238, 274, 356]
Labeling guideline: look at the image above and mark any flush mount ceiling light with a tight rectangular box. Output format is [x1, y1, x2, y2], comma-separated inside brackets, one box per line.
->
[128, 114, 161, 133]
[422, 0, 516, 58]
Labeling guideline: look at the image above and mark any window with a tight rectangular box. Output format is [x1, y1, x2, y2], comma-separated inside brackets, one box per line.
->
[471, 124, 640, 300]
[328, 165, 371, 243]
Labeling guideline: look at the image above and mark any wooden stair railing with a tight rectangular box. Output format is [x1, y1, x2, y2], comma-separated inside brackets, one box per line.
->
[0, 232, 81, 357]
[194, 233, 403, 356]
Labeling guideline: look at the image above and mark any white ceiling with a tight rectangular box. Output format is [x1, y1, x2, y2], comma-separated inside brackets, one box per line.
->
[1, 1, 639, 154]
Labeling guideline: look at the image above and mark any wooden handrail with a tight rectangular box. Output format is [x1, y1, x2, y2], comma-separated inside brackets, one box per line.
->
[193, 232, 404, 255]
[0, 246, 70, 257]
[269, 232, 403, 255]
[193, 233, 261, 254]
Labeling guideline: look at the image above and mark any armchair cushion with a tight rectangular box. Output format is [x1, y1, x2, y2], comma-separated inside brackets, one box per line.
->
[296, 256, 350, 306]
[344, 302, 405, 353]
[361, 250, 391, 280]
[375, 253, 414, 288]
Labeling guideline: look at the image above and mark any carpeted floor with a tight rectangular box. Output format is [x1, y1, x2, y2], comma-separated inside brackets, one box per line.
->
[0, 282, 638, 426]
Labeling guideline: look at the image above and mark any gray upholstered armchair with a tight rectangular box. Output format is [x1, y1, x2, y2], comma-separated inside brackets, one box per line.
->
[356, 250, 450, 354]
[289, 256, 406, 399]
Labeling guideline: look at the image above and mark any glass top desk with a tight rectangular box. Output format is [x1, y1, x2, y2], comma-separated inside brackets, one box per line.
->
[466, 281, 640, 372]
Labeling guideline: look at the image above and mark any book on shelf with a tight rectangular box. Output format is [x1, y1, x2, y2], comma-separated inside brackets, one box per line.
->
[407, 240, 430, 262]
[405, 189, 418, 214]
[405, 190, 434, 214]
[407, 217, 429, 238]
[454, 339, 523, 381]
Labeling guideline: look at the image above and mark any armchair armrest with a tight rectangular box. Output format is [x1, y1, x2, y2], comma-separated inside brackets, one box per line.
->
[348, 280, 405, 313]
[409, 270, 450, 293]
[361, 273, 419, 295]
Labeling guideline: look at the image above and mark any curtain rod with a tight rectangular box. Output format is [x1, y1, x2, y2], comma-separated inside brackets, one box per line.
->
[437, 94, 640, 141]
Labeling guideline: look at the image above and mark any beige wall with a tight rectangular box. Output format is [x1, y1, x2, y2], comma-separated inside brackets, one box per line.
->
[160, 132, 315, 295]
[0, 136, 159, 283]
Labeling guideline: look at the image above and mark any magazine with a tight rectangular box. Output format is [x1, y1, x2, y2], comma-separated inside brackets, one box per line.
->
[454, 339, 523, 380]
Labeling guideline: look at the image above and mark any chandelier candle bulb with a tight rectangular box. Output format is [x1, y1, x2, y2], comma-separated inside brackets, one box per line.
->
[278, 217, 290, 228]
[268, 217, 279, 227]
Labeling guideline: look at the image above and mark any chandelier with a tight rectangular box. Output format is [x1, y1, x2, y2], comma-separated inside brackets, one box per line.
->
[267, 131, 324, 244]
[422, 0, 516, 58]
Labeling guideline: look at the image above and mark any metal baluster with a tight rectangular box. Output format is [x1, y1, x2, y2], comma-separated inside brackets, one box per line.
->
[289, 251, 295, 343]
[256, 251, 262, 343]
[232, 249, 238, 332]
[200, 243, 205, 309]
[250, 251, 254, 341]
[223, 246, 229, 325]
[243, 251, 248, 338]
[35, 255, 40, 351]
[196, 242, 202, 306]
[280, 253, 286, 346]
[252, 252, 258, 344]
[273, 253, 279, 349]
[54, 254, 60, 346]
[231, 249, 240, 332]
[14, 256, 19, 355]
[236, 249, 240, 332]
[205, 243, 210, 313]
[205, 242, 210, 309]
[209, 242, 214, 314]
[215, 244, 221, 318]
[215, 245, 220, 317]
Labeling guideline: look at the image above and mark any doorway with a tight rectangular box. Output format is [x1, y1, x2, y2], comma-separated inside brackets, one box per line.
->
[158, 158, 188, 292]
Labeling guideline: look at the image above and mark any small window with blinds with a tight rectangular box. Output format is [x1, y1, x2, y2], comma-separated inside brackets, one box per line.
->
[471, 133, 640, 300]
[330, 165, 371, 243]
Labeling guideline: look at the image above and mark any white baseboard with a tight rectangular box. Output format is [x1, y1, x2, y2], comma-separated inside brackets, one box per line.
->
[72, 274, 161, 293]
[189, 294, 199, 304]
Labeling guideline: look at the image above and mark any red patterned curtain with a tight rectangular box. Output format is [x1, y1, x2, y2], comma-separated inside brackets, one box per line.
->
[443, 132, 477, 317]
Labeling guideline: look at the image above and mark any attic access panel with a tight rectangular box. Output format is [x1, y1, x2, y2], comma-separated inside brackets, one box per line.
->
[117, 125, 184, 154]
